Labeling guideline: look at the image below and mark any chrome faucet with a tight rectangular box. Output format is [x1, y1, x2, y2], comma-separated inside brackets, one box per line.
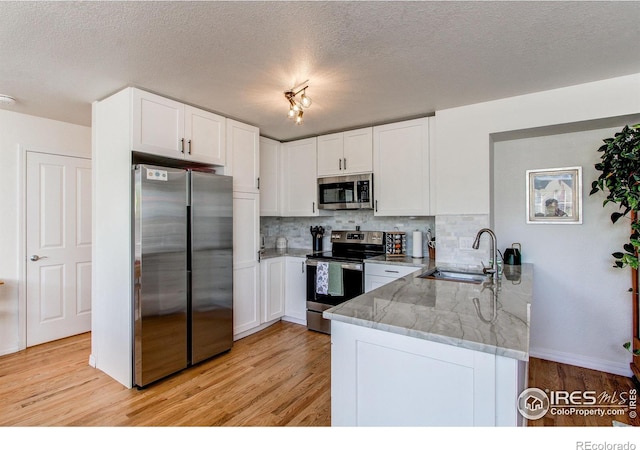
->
[472, 228, 499, 284]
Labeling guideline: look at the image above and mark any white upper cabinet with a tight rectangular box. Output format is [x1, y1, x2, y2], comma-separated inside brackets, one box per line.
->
[226, 119, 260, 193]
[317, 127, 372, 177]
[281, 137, 319, 217]
[131, 88, 226, 165]
[259, 137, 280, 216]
[373, 117, 431, 216]
[184, 105, 226, 165]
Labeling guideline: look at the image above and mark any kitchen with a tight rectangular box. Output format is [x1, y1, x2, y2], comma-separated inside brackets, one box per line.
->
[1, 0, 640, 443]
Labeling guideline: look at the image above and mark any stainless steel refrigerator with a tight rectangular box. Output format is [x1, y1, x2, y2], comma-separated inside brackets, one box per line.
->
[133, 164, 233, 387]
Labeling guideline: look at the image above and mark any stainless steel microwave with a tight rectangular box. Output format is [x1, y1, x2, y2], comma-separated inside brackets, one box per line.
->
[317, 174, 373, 210]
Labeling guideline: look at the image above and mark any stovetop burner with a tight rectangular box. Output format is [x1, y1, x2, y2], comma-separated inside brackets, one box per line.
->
[306, 250, 385, 262]
[306, 230, 385, 262]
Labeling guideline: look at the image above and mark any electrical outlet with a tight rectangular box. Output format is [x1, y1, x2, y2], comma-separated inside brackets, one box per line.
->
[459, 237, 475, 251]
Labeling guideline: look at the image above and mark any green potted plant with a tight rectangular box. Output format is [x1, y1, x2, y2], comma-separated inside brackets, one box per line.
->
[590, 124, 640, 366]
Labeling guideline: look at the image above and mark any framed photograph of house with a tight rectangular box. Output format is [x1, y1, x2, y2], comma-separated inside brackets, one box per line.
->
[526, 166, 582, 224]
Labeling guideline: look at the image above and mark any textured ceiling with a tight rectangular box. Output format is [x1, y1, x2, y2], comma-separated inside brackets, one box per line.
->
[1, 1, 639, 141]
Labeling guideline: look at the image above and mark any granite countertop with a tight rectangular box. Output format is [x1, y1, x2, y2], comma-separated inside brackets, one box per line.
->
[323, 263, 532, 361]
[260, 248, 312, 259]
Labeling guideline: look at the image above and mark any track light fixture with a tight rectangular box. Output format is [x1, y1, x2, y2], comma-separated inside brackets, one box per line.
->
[284, 80, 311, 125]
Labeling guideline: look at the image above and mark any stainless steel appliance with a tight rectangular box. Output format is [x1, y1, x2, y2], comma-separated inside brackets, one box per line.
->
[306, 230, 385, 333]
[133, 164, 233, 387]
[317, 173, 373, 210]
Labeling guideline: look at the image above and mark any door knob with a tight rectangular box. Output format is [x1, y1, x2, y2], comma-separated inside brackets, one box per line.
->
[30, 255, 47, 261]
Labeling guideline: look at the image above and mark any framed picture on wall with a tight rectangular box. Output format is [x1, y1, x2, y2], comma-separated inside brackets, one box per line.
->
[526, 166, 582, 224]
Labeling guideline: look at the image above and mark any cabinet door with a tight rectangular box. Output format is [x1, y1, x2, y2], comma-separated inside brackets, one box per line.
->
[232, 192, 261, 335]
[343, 127, 373, 174]
[259, 137, 280, 216]
[373, 118, 430, 216]
[364, 274, 392, 293]
[281, 138, 318, 216]
[285, 257, 307, 324]
[227, 119, 260, 193]
[131, 89, 184, 158]
[184, 105, 226, 165]
[317, 132, 344, 177]
[262, 257, 285, 323]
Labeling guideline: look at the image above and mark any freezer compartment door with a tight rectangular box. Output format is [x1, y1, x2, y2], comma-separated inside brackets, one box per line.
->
[134, 165, 188, 387]
[190, 171, 233, 364]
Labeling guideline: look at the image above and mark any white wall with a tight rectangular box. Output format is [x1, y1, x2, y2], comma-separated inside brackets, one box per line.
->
[433, 74, 640, 376]
[434, 74, 640, 215]
[0, 110, 91, 355]
[494, 123, 638, 376]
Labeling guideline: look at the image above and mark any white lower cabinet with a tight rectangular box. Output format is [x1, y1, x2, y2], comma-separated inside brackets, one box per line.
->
[284, 257, 307, 325]
[261, 257, 285, 323]
[364, 263, 420, 293]
[331, 321, 527, 426]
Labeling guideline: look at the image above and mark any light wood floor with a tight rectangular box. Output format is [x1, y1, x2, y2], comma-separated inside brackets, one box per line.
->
[0, 320, 637, 426]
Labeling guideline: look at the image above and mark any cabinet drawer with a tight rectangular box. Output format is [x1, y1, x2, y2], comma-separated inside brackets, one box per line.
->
[364, 264, 420, 278]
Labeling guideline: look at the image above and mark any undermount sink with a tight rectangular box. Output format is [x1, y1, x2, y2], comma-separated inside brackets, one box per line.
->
[418, 267, 489, 284]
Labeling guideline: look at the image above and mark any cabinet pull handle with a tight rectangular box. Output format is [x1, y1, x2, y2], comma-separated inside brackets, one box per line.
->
[257, 177, 260, 189]
[312, 202, 315, 213]
[188, 139, 192, 154]
[257, 250, 261, 262]
[385, 270, 400, 274]
[339, 158, 342, 170]
[375, 200, 378, 212]
[181, 138, 185, 153]
[301, 261, 305, 273]
[344, 158, 347, 170]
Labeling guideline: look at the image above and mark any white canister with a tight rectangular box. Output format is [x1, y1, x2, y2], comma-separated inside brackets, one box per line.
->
[412, 231, 423, 258]
[276, 236, 288, 250]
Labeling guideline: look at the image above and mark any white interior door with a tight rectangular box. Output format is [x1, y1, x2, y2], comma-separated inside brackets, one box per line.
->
[26, 152, 92, 346]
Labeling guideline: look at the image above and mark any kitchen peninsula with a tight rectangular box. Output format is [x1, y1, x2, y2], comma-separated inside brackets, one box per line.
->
[324, 263, 532, 426]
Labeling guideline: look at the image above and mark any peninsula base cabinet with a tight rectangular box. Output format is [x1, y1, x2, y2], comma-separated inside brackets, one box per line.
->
[330, 321, 527, 426]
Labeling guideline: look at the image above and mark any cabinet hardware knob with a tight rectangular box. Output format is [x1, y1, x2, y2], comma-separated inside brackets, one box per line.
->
[312, 202, 315, 213]
[181, 138, 185, 153]
[344, 158, 347, 170]
[188, 139, 192, 154]
[339, 158, 342, 170]
[257, 177, 260, 189]
[375, 200, 378, 212]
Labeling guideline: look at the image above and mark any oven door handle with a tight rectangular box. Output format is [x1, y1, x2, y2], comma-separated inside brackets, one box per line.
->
[305, 259, 363, 272]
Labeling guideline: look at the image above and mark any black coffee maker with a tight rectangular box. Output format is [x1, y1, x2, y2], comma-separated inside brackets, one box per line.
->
[310, 226, 325, 252]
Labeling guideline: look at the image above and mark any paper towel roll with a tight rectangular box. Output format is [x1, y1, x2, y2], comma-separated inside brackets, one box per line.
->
[412, 231, 423, 258]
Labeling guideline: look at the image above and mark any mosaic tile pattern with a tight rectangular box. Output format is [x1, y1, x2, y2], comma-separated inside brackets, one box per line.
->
[435, 214, 490, 267]
[260, 211, 435, 258]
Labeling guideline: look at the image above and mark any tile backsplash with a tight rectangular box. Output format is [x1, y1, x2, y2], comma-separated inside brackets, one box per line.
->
[261, 211, 435, 258]
[435, 214, 490, 267]
[261, 212, 492, 266]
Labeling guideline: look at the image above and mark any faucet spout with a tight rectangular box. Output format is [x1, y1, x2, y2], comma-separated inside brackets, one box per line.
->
[472, 228, 499, 284]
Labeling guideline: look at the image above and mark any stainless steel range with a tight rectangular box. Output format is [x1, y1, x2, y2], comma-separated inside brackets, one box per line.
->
[305, 230, 385, 334]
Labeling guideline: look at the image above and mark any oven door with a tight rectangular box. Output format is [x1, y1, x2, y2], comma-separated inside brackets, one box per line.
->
[305, 259, 364, 333]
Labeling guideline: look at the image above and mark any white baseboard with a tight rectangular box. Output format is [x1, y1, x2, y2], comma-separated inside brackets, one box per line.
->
[530, 346, 632, 378]
[0, 346, 20, 357]
[233, 319, 280, 341]
[282, 316, 306, 326]
[88, 354, 96, 368]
